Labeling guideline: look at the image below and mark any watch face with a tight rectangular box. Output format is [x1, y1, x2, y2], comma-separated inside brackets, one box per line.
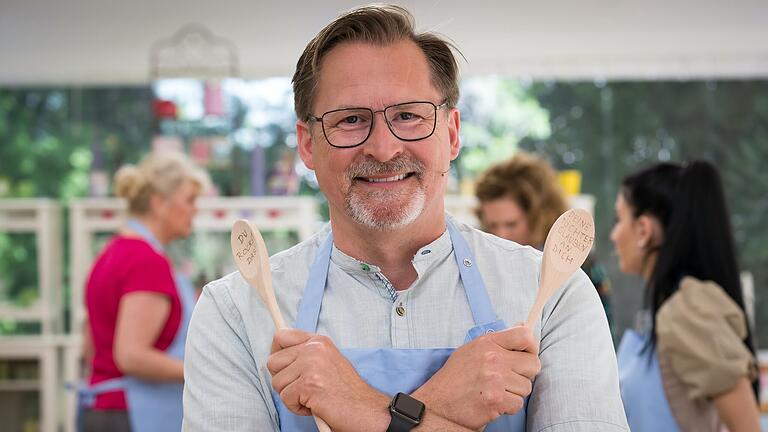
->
[393, 393, 425, 421]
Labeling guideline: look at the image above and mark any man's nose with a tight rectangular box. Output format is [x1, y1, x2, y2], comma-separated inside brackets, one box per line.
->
[362, 112, 404, 162]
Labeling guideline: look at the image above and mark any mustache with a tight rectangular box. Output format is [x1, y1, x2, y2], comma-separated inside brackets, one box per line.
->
[346, 155, 426, 180]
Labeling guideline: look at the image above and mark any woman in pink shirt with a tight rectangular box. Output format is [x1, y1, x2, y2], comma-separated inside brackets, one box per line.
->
[81, 151, 209, 432]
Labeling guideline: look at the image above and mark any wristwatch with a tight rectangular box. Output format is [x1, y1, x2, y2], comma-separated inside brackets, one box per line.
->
[387, 392, 425, 432]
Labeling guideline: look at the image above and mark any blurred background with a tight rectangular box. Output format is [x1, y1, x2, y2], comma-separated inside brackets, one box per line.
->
[1, 0, 767, 430]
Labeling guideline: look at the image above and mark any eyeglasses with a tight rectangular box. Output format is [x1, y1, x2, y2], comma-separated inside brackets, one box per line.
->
[308, 100, 449, 149]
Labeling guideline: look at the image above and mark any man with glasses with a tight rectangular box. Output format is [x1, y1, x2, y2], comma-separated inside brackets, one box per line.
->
[184, 4, 628, 432]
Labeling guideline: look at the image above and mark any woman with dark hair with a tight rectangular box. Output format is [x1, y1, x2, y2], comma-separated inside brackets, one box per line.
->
[612, 160, 760, 431]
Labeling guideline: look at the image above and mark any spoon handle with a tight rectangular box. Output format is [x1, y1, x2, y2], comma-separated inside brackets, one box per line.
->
[250, 277, 330, 431]
[232, 220, 331, 431]
[259, 290, 331, 431]
[315, 417, 332, 432]
[260, 280, 287, 329]
[525, 298, 546, 328]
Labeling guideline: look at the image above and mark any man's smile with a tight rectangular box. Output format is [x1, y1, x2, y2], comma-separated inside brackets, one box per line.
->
[355, 172, 416, 184]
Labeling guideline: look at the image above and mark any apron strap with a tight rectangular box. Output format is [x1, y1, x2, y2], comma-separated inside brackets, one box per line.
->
[166, 272, 196, 359]
[127, 219, 194, 354]
[73, 377, 126, 407]
[126, 219, 163, 252]
[293, 233, 334, 332]
[446, 221, 499, 326]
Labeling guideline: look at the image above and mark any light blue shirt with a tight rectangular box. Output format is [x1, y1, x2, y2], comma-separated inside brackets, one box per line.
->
[183, 215, 628, 431]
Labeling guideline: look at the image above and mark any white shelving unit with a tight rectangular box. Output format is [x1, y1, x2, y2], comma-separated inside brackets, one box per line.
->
[0, 336, 62, 432]
[0, 200, 63, 432]
[0, 199, 63, 334]
[64, 196, 318, 432]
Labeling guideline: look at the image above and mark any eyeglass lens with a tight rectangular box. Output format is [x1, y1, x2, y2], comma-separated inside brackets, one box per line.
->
[321, 102, 437, 148]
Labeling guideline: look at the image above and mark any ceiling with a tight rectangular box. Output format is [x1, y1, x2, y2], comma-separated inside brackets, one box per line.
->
[1, 0, 767, 85]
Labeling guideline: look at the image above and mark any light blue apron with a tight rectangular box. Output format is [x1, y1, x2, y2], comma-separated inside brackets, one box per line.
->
[272, 220, 526, 431]
[616, 328, 680, 432]
[76, 219, 195, 432]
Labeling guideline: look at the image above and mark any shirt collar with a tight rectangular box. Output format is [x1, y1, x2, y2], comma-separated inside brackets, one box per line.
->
[329, 228, 453, 278]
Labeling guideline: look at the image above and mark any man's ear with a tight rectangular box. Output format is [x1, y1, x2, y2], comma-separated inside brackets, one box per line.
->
[296, 120, 315, 170]
[447, 108, 460, 161]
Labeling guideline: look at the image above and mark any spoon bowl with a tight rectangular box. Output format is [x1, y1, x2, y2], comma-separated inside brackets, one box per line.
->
[231, 219, 286, 328]
[525, 208, 595, 327]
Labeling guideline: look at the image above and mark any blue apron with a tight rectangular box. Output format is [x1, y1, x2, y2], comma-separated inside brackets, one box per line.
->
[76, 219, 195, 432]
[272, 220, 526, 431]
[616, 329, 680, 432]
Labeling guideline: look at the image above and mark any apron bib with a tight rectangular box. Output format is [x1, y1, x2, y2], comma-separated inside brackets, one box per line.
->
[272, 220, 526, 431]
[617, 329, 680, 432]
[76, 220, 195, 432]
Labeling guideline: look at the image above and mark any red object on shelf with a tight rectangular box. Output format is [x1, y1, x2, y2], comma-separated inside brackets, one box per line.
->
[267, 209, 281, 219]
[153, 99, 178, 119]
[102, 210, 115, 219]
[214, 209, 227, 219]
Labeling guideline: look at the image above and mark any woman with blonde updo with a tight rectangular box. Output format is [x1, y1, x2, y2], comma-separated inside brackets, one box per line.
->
[79, 151, 209, 432]
[474, 151, 612, 326]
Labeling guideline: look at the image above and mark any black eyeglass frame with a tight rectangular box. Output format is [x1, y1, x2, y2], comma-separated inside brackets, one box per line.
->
[307, 100, 449, 149]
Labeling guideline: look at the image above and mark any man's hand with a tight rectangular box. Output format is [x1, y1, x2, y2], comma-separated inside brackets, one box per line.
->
[267, 329, 390, 431]
[412, 325, 541, 430]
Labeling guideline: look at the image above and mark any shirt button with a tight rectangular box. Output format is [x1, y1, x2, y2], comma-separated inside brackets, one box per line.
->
[396, 305, 406, 316]
[420, 249, 431, 255]
[360, 263, 370, 271]
[463, 258, 472, 267]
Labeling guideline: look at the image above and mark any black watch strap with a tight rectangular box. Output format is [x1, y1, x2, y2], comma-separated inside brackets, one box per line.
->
[387, 411, 419, 432]
[387, 392, 425, 432]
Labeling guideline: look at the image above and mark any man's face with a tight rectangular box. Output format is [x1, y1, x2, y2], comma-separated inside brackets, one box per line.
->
[296, 40, 460, 231]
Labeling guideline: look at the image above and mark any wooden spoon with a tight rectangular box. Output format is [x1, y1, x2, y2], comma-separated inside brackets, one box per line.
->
[231, 219, 331, 432]
[525, 208, 595, 328]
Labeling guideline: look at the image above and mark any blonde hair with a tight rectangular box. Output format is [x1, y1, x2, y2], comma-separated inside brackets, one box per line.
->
[474, 151, 569, 246]
[114, 151, 211, 216]
[292, 4, 461, 122]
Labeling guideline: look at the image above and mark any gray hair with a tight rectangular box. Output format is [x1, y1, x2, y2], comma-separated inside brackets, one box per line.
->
[292, 4, 461, 121]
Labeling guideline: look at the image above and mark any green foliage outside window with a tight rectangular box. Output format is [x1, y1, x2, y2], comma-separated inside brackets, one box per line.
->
[0, 80, 766, 346]
[0, 87, 152, 333]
